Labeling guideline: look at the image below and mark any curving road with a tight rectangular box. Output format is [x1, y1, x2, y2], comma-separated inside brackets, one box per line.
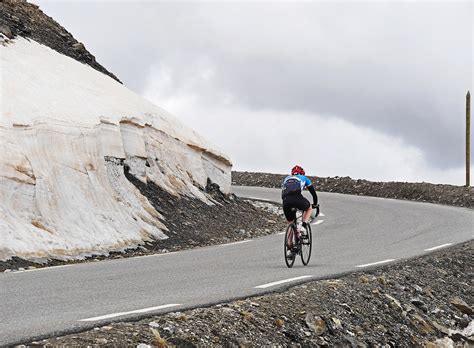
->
[1, 186, 472, 346]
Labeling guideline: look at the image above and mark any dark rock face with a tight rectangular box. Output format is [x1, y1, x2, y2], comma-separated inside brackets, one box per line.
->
[232, 171, 474, 208]
[124, 172, 286, 254]
[0, 0, 121, 82]
[26, 241, 473, 346]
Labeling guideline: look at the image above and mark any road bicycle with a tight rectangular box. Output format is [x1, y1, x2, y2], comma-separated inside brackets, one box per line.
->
[284, 208, 314, 268]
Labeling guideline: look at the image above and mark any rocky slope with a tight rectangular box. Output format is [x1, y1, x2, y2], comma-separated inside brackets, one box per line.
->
[232, 171, 474, 208]
[123, 172, 286, 254]
[0, 0, 120, 82]
[25, 241, 473, 347]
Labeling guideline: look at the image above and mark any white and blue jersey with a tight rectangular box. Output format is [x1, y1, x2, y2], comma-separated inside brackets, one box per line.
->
[281, 175, 312, 199]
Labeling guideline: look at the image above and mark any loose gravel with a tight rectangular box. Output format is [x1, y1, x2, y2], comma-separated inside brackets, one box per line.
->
[25, 241, 473, 347]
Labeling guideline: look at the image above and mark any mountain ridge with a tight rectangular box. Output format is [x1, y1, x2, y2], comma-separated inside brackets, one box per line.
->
[0, 0, 121, 82]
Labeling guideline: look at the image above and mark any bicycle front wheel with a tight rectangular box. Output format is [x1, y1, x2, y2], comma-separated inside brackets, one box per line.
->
[300, 223, 312, 266]
[284, 224, 296, 268]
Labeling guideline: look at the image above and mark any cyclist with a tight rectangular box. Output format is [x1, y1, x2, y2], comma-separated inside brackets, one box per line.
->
[282, 165, 319, 254]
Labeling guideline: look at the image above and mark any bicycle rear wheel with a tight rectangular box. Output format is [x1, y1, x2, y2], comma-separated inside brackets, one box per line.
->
[284, 224, 296, 268]
[300, 223, 312, 266]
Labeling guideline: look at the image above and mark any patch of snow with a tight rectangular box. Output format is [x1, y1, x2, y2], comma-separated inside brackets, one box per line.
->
[0, 37, 232, 261]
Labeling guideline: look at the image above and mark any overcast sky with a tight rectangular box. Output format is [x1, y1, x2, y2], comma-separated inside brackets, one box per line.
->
[34, 0, 473, 184]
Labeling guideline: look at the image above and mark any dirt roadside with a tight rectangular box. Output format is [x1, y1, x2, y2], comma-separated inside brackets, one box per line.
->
[232, 171, 473, 208]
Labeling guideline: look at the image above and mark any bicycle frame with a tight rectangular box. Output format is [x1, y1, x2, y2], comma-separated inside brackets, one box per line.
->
[284, 208, 313, 268]
[287, 210, 303, 247]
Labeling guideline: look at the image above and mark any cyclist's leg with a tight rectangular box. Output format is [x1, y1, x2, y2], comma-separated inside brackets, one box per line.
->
[283, 198, 297, 252]
[303, 206, 313, 224]
[282, 198, 297, 223]
[295, 194, 312, 224]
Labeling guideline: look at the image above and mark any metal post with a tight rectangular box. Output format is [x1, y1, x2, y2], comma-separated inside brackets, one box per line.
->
[467, 91, 471, 187]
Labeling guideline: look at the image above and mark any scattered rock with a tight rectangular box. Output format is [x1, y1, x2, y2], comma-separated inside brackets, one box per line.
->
[385, 294, 403, 311]
[375, 324, 387, 334]
[339, 303, 353, 313]
[305, 313, 326, 336]
[0, 24, 13, 39]
[410, 297, 428, 312]
[410, 313, 435, 334]
[462, 320, 474, 337]
[431, 320, 450, 335]
[274, 318, 284, 327]
[151, 328, 168, 348]
[425, 337, 454, 348]
[330, 317, 343, 330]
[450, 332, 468, 342]
[449, 297, 473, 315]
[72, 42, 85, 51]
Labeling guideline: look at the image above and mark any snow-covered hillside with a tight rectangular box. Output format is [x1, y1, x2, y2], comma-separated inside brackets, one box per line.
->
[0, 35, 232, 261]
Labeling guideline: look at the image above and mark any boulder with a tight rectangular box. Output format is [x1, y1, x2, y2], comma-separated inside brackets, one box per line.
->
[305, 313, 327, 336]
[449, 297, 473, 315]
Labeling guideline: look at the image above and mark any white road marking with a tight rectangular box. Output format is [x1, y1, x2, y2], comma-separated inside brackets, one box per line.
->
[247, 197, 272, 202]
[355, 259, 396, 268]
[134, 251, 178, 259]
[319, 213, 325, 217]
[9, 264, 74, 274]
[254, 275, 312, 289]
[425, 243, 452, 251]
[79, 304, 181, 322]
[277, 231, 286, 235]
[312, 220, 325, 225]
[220, 240, 252, 247]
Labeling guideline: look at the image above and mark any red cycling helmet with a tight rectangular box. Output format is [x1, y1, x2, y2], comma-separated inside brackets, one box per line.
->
[291, 165, 305, 175]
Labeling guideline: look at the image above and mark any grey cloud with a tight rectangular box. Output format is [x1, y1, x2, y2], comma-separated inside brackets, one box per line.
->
[36, 1, 472, 170]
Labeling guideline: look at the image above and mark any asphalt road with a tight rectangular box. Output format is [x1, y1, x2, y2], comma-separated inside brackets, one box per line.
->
[1, 186, 472, 346]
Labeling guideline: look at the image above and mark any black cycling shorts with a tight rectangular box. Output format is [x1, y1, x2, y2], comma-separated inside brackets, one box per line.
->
[282, 193, 310, 221]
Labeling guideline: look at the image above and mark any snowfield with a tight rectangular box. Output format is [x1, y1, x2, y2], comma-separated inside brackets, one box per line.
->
[0, 36, 231, 261]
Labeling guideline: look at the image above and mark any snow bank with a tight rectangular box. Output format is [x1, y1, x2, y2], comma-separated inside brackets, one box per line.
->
[0, 37, 232, 261]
